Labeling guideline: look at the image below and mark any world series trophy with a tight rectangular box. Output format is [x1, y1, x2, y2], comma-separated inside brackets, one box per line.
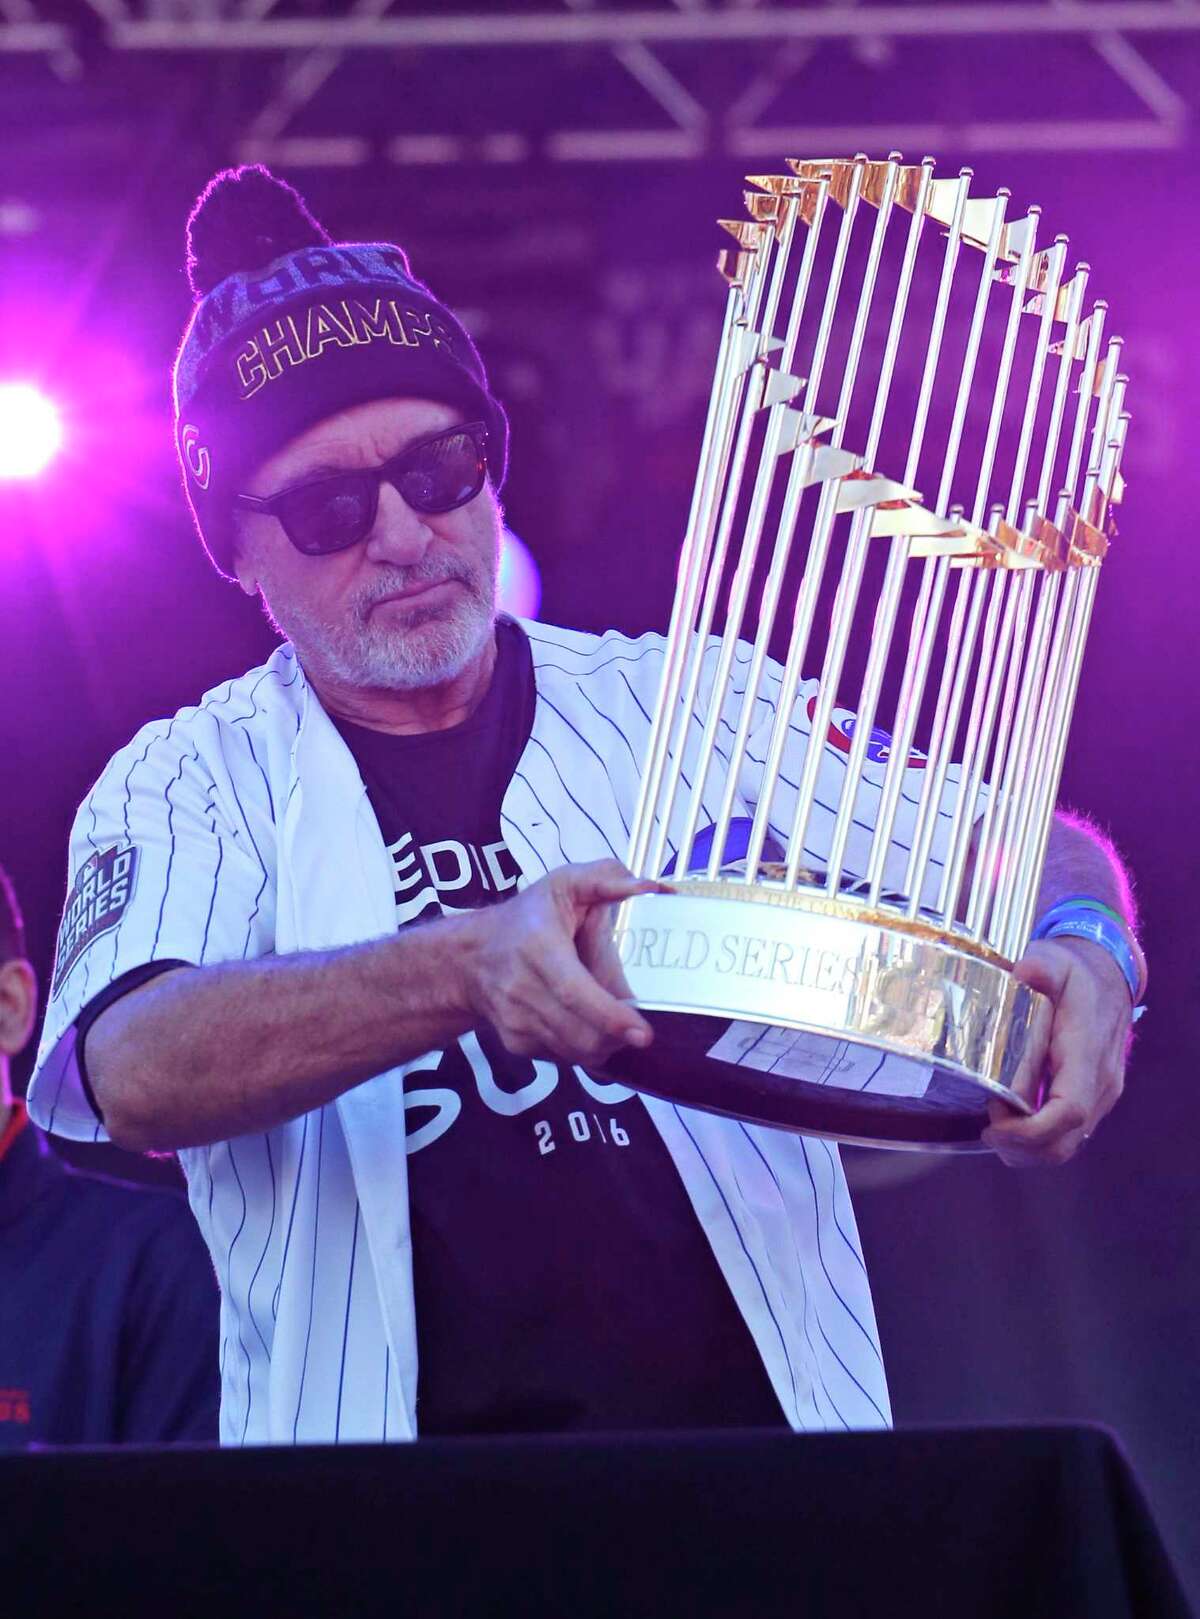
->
[604, 154, 1129, 1151]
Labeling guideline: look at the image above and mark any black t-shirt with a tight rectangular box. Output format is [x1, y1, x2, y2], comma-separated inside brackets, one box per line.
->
[335, 617, 783, 1435]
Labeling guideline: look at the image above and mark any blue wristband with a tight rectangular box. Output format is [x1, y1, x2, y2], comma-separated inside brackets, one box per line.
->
[1032, 908, 1140, 1003]
[1044, 893, 1127, 927]
[1032, 896, 1135, 947]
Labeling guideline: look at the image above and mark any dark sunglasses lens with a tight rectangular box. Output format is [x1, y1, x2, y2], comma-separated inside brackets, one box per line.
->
[278, 476, 375, 555]
[396, 430, 485, 514]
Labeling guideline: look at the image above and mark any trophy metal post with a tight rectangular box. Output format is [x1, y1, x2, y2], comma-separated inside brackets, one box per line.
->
[607, 154, 1129, 1152]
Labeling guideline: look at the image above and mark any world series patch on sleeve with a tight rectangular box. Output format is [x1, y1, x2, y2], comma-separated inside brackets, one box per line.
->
[52, 846, 139, 995]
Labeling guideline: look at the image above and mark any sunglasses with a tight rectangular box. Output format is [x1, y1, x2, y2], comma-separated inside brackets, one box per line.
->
[233, 420, 489, 557]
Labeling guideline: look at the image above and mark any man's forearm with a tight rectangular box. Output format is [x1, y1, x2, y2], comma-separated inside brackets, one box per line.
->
[1036, 810, 1137, 926]
[86, 914, 483, 1153]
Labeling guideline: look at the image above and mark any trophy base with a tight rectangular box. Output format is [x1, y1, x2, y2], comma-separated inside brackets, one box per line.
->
[602, 885, 1050, 1153]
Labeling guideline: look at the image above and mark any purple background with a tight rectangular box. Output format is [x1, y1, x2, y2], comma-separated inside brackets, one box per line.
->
[1, 8, 1197, 1598]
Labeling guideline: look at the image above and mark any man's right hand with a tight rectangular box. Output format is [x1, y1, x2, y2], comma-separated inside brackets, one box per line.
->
[460, 859, 663, 1068]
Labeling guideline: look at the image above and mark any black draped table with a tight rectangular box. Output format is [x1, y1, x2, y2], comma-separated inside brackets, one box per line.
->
[1, 1423, 1190, 1617]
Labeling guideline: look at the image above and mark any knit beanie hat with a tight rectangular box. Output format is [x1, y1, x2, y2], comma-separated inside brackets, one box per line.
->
[173, 166, 509, 579]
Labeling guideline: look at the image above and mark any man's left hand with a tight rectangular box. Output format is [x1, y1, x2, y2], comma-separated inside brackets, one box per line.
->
[981, 938, 1132, 1167]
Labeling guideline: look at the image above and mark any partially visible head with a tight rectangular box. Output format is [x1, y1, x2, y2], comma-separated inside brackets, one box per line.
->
[172, 164, 508, 597]
[234, 394, 502, 693]
[0, 865, 37, 1106]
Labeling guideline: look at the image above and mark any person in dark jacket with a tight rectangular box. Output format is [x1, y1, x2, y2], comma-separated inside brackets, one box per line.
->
[0, 862, 219, 1447]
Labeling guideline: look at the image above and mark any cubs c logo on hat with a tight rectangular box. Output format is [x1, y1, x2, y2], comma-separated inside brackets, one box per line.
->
[181, 423, 211, 490]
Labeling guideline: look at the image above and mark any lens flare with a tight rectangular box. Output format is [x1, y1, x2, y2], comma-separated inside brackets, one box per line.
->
[0, 383, 63, 479]
[498, 525, 542, 620]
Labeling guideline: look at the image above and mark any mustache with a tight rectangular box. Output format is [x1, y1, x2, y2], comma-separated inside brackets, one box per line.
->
[355, 554, 483, 613]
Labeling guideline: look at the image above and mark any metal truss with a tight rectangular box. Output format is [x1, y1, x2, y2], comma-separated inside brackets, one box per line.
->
[2, 1, 1196, 167]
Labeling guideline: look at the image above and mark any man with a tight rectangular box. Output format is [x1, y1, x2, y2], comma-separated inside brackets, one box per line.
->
[27, 167, 1140, 1445]
[0, 862, 218, 1446]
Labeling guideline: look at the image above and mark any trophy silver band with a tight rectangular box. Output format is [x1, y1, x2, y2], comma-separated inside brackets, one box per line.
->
[604, 154, 1129, 1152]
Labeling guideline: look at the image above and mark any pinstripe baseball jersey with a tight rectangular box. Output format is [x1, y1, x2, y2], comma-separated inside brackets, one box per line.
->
[28, 618, 972, 1444]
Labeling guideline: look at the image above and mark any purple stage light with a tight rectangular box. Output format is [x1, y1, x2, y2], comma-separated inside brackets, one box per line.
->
[498, 525, 542, 620]
[0, 383, 63, 480]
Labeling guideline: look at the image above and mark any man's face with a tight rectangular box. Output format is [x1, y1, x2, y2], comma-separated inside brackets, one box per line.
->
[235, 397, 501, 693]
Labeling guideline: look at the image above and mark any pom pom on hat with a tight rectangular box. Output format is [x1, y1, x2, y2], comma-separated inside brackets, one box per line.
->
[174, 164, 509, 579]
[186, 164, 331, 297]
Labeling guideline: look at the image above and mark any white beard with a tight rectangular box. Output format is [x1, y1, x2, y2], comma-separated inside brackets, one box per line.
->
[262, 541, 499, 695]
